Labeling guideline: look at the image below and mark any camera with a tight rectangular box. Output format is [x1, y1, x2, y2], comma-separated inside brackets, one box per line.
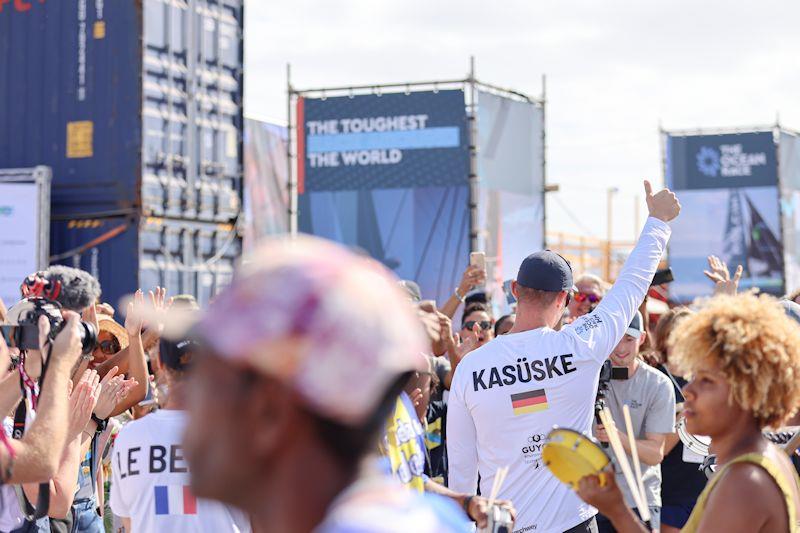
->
[594, 360, 629, 446]
[1, 298, 97, 356]
[480, 504, 514, 533]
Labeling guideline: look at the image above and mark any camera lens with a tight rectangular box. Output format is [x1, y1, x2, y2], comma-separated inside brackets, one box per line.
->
[79, 322, 98, 355]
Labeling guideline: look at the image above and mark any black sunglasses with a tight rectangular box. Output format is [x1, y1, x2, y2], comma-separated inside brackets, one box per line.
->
[463, 320, 492, 331]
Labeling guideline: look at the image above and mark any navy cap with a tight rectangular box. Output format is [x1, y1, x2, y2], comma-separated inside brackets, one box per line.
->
[516, 250, 574, 292]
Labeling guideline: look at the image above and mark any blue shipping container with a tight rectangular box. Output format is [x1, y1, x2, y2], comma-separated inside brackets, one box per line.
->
[50, 215, 239, 309]
[0, 0, 243, 222]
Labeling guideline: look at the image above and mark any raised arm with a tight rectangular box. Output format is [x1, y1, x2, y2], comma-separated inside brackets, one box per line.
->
[565, 181, 679, 362]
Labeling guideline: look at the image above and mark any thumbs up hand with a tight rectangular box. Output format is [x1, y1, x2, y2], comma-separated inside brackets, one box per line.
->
[644, 180, 681, 222]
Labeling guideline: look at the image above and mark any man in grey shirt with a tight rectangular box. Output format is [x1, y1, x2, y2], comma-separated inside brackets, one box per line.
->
[594, 311, 676, 532]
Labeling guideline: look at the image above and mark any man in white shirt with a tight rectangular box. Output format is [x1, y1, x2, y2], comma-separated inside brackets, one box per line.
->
[110, 337, 250, 533]
[447, 181, 680, 533]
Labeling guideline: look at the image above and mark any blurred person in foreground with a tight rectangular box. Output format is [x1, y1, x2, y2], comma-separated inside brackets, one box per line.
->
[447, 181, 679, 533]
[110, 335, 249, 532]
[577, 293, 800, 533]
[182, 236, 478, 532]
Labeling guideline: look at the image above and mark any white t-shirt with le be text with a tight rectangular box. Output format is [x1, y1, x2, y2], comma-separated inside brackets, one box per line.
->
[110, 409, 250, 533]
[447, 217, 671, 533]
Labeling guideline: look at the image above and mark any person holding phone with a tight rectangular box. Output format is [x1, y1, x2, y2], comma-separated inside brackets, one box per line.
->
[440, 254, 488, 320]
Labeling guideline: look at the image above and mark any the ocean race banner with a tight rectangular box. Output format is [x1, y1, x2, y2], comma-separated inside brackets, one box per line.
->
[666, 131, 782, 301]
[666, 132, 777, 190]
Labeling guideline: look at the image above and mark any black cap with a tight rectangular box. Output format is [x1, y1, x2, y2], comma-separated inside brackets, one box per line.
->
[516, 250, 574, 292]
[159, 337, 199, 371]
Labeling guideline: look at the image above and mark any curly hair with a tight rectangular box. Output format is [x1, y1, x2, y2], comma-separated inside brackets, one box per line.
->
[669, 293, 800, 428]
[646, 307, 694, 366]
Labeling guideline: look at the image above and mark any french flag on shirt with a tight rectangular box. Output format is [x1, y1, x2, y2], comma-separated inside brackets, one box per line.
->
[154, 485, 197, 515]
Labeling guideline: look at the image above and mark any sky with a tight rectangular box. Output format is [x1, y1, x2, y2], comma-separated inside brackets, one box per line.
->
[243, 0, 800, 241]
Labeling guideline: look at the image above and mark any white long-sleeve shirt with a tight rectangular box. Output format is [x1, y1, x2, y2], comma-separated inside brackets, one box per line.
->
[446, 217, 671, 533]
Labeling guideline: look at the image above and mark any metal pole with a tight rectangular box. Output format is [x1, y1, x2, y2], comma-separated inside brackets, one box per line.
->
[541, 74, 547, 248]
[468, 56, 479, 253]
[605, 187, 617, 280]
[287, 63, 297, 235]
[775, 124, 787, 294]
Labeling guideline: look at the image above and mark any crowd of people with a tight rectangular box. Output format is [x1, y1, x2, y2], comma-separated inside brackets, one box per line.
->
[0, 180, 800, 532]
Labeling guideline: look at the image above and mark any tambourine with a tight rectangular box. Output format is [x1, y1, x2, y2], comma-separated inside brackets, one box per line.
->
[677, 416, 712, 457]
[543, 428, 611, 489]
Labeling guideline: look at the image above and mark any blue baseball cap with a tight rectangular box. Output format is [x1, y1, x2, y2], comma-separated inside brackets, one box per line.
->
[516, 250, 575, 292]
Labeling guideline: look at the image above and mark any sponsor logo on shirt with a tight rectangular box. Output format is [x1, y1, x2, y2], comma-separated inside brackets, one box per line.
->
[154, 485, 197, 515]
[511, 389, 549, 416]
[626, 399, 642, 409]
[472, 354, 577, 392]
[574, 314, 603, 336]
[521, 433, 547, 468]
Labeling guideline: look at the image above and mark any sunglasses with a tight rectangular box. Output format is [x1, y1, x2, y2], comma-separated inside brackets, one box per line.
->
[463, 320, 492, 331]
[573, 292, 601, 304]
[98, 339, 121, 356]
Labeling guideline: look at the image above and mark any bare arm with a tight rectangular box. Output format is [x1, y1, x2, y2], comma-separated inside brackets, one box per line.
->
[622, 432, 668, 466]
[110, 292, 149, 416]
[440, 265, 486, 319]
[695, 463, 783, 532]
[0, 372, 22, 418]
[22, 434, 83, 519]
[664, 431, 680, 455]
[596, 426, 668, 466]
[577, 474, 648, 533]
[6, 315, 83, 483]
[424, 478, 515, 529]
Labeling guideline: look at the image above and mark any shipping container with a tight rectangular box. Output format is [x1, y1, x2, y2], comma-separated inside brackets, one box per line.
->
[50, 215, 240, 309]
[0, 0, 244, 222]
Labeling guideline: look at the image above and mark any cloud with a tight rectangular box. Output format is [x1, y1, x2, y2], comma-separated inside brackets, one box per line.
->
[244, 0, 800, 239]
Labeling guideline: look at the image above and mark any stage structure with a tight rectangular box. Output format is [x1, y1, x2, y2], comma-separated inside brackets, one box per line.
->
[662, 125, 800, 302]
[287, 59, 546, 305]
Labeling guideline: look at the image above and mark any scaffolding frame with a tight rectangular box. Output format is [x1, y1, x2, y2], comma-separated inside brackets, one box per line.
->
[285, 57, 546, 257]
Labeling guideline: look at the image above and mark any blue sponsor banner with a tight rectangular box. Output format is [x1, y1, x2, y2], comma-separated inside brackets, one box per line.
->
[298, 185, 469, 305]
[298, 90, 469, 191]
[666, 132, 777, 190]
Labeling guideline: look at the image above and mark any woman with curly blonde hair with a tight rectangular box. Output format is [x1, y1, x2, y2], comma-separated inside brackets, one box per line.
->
[576, 293, 800, 532]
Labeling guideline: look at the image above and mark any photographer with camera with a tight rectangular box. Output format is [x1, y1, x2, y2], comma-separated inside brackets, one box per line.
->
[447, 181, 679, 533]
[0, 312, 84, 484]
[592, 312, 676, 532]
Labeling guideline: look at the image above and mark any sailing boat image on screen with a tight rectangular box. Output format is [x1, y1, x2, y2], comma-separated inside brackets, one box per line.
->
[722, 189, 783, 279]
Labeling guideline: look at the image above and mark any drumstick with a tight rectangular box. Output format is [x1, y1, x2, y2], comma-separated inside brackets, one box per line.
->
[623, 405, 649, 522]
[487, 465, 509, 509]
[599, 408, 651, 523]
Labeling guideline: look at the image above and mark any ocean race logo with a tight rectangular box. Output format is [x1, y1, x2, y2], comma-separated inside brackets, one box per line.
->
[696, 143, 768, 178]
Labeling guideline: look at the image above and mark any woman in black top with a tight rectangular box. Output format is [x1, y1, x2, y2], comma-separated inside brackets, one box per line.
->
[649, 307, 708, 533]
